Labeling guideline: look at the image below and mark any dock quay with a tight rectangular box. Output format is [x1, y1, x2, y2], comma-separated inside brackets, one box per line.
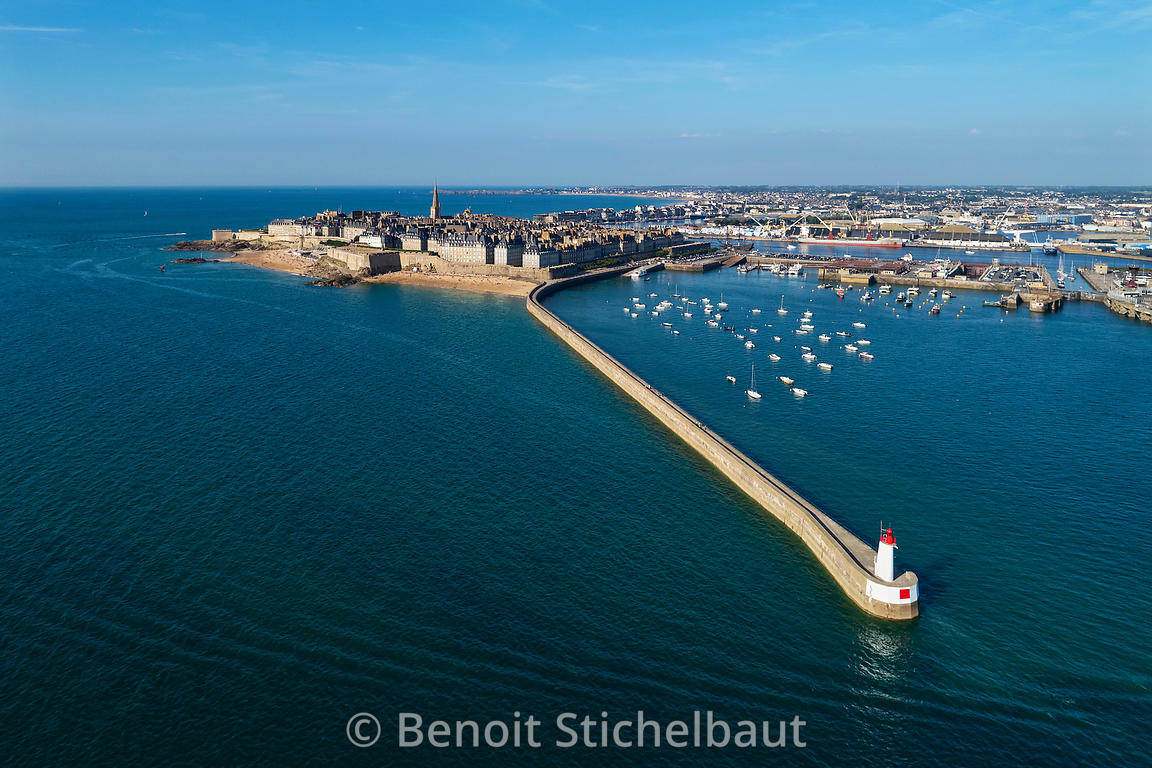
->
[1078, 267, 1110, 292]
[1105, 297, 1152, 324]
[527, 269, 919, 621]
[624, 262, 665, 279]
[720, 252, 747, 268]
[665, 254, 727, 272]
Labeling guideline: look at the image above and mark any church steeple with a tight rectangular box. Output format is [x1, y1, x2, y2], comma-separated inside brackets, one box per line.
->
[430, 182, 441, 220]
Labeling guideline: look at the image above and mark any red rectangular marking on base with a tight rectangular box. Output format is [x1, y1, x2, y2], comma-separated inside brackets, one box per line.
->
[899, 588, 911, 600]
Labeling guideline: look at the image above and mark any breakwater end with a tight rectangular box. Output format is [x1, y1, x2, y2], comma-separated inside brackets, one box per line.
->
[527, 269, 919, 621]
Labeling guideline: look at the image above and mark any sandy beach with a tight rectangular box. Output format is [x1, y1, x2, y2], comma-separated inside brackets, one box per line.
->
[363, 270, 536, 296]
[217, 248, 536, 295]
[221, 248, 318, 276]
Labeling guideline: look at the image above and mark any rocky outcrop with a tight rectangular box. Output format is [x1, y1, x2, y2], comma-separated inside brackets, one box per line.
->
[166, 240, 269, 252]
[306, 274, 362, 287]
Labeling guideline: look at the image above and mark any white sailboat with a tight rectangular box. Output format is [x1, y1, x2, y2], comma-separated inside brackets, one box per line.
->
[777, 295, 788, 315]
[746, 364, 761, 400]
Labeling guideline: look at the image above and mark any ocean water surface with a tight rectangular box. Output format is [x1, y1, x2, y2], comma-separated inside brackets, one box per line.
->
[1, 189, 1148, 766]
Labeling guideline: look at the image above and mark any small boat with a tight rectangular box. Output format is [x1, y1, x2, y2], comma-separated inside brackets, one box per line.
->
[779, 376, 794, 385]
[736, 333, 745, 340]
[773, 335, 781, 342]
[787, 264, 803, 277]
[852, 322, 866, 329]
[897, 292, 906, 301]
[794, 329, 809, 335]
[817, 362, 833, 370]
[983, 299, 1003, 307]
[623, 307, 631, 312]
[791, 387, 808, 397]
[836, 288, 846, 298]
[635, 303, 646, 309]
[857, 339, 871, 345]
[965, 250, 975, 255]
[929, 289, 938, 297]
[929, 304, 941, 314]
[845, 344, 859, 352]
[748, 328, 758, 334]
[768, 353, 781, 361]
[707, 320, 719, 327]
[672, 330, 680, 335]
[717, 294, 728, 309]
[800, 324, 815, 331]
[751, 308, 761, 314]
[651, 311, 659, 316]
[726, 375, 737, 383]
[745, 341, 755, 349]
[630, 313, 638, 317]
[879, 285, 892, 295]
[836, 331, 851, 337]
[704, 307, 713, 315]
[800, 345, 812, 351]
[746, 365, 761, 400]
[904, 300, 913, 308]
[684, 312, 693, 318]
[802, 310, 813, 318]
[662, 322, 673, 327]
[802, 352, 817, 361]
[859, 352, 874, 360]
[942, 291, 953, 300]
[631, 297, 640, 301]
[907, 286, 920, 296]
[777, 295, 788, 315]
[649, 293, 658, 297]
[714, 315, 724, 321]
[818, 334, 831, 342]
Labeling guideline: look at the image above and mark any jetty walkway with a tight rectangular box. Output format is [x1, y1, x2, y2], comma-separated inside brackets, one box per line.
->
[527, 268, 919, 620]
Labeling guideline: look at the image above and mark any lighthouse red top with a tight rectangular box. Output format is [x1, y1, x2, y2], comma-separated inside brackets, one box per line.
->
[881, 528, 895, 545]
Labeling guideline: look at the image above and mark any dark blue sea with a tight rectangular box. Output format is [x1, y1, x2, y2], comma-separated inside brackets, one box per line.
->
[1, 189, 1148, 766]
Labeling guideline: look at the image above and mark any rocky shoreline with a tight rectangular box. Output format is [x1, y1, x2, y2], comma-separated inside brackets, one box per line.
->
[164, 238, 534, 295]
[166, 239, 271, 253]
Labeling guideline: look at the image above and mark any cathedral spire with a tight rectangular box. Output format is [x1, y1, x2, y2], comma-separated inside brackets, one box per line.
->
[431, 182, 441, 220]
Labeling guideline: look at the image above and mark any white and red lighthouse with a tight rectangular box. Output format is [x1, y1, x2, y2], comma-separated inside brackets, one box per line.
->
[864, 525, 918, 614]
[874, 527, 897, 582]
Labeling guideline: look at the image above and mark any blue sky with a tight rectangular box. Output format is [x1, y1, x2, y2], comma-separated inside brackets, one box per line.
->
[1, 0, 1149, 186]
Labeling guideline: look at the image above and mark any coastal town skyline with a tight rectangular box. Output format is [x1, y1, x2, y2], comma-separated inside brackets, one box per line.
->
[2, 0, 1150, 187]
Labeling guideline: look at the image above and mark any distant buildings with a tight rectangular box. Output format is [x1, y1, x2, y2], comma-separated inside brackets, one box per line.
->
[261, 186, 685, 270]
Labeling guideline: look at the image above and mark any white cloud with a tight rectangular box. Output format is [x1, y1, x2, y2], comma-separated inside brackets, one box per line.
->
[0, 24, 79, 32]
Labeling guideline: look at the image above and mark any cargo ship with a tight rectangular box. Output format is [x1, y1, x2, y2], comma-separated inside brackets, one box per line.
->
[795, 237, 905, 248]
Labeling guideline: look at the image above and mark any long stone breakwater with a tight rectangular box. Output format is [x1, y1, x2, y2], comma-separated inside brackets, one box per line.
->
[528, 270, 920, 620]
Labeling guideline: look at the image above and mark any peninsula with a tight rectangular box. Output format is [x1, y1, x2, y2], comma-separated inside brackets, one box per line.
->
[171, 184, 707, 295]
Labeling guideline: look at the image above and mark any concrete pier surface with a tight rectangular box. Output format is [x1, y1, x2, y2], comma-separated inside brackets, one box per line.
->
[527, 270, 920, 621]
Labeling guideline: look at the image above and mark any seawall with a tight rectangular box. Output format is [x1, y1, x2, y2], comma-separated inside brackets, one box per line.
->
[527, 272, 919, 620]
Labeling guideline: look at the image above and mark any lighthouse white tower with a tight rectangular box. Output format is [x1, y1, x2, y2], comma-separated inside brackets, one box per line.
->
[874, 527, 897, 582]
